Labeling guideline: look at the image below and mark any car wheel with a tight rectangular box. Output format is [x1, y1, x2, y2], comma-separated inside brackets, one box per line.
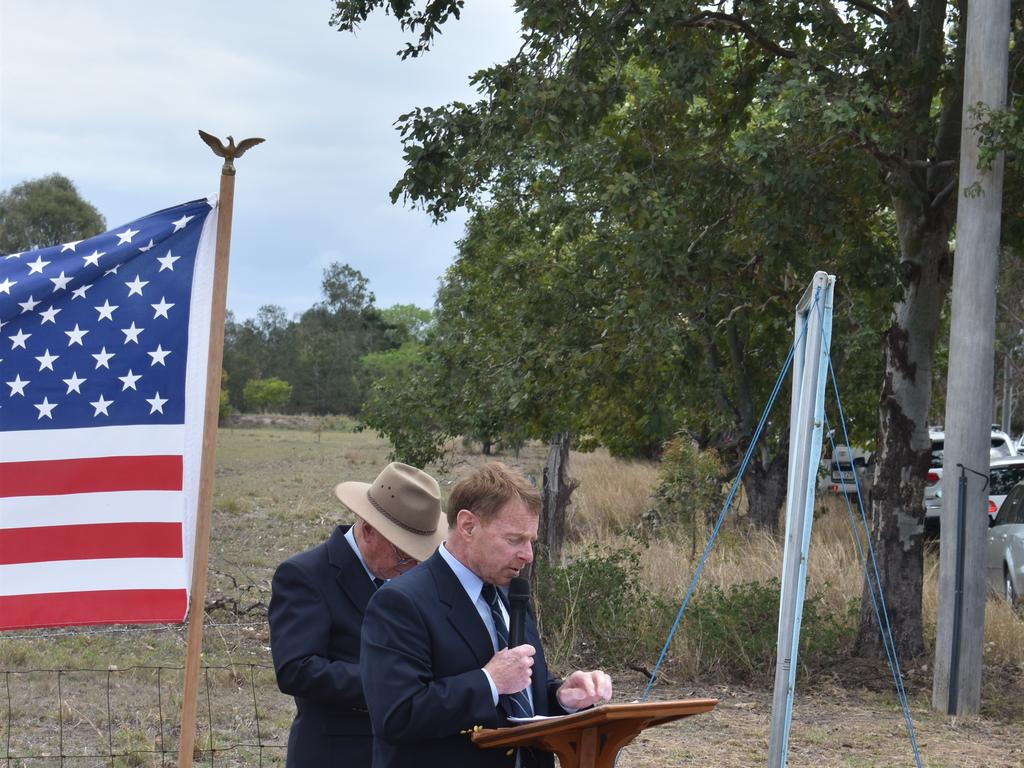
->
[1005, 567, 1019, 607]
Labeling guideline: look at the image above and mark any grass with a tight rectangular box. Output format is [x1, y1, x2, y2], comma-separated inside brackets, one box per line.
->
[1, 421, 1022, 765]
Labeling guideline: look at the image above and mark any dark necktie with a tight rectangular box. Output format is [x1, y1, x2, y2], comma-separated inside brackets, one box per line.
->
[372, 577, 385, 589]
[482, 584, 534, 718]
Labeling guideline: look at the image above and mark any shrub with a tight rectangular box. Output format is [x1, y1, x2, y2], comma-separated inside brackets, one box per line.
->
[680, 578, 856, 683]
[242, 377, 293, 413]
[534, 546, 672, 671]
[652, 434, 727, 535]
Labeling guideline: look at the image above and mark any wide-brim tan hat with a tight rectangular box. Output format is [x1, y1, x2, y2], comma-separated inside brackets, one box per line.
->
[334, 462, 446, 562]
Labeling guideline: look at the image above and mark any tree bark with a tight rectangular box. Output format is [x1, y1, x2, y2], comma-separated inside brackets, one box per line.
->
[741, 442, 789, 533]
[855, 221, 954, 659]
[854, 0, 964, 660]
[538, 432, 578, 565]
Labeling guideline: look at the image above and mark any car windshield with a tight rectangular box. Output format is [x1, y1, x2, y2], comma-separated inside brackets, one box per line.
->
[991, 439, 1014, 459]
[990, 465, 1024, 496]
[931, 437, 1013, 467]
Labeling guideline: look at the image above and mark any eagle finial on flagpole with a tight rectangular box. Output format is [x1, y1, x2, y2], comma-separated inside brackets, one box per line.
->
[198, 129, 265, 175]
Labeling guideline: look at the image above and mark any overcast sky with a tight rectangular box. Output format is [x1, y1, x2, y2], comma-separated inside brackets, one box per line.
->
[0, 1, 521, 320]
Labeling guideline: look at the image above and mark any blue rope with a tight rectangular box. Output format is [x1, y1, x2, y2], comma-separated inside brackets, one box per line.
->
[823, 401, 923, 766]
[811, 294, 923, 766]
[639, 292, 815, 701]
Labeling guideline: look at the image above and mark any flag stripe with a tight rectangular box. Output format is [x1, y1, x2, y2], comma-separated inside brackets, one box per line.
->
[0, 455, 183, 497]
[0, 589, 188, 630]
[0, 558, 187, 596]
[0, 490, 183, 530]
[0, 425, 185, 463]
[0, 522, 183, 565]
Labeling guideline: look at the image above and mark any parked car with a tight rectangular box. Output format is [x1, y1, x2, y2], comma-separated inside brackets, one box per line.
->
[827, 445, 873, 495]
[988, 480, 1024, 606]
[924, 426, 1017, 534]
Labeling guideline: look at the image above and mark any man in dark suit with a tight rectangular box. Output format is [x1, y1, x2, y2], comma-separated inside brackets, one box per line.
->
[268, 462, 446, 768]
[361, 462, 613, 768]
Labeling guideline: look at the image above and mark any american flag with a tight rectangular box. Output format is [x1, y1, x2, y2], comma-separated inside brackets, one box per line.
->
[0, 197, 218, 629]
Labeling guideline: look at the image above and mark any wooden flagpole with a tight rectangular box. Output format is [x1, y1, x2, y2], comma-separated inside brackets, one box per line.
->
[178, 131, 264, 767]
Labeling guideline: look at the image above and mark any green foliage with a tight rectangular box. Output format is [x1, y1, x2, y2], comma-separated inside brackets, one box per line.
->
[379, 304, 434, 343]
[0, 173, 105, 253]
[683, 579, 856, 683]
[242, 377, 293, 413]
[360, 342, 451, 466]
[534, 546, 672, 669]
[218, 369, 233, 425]
[222, 263, 400, 415]
[653, 435, 727, 528]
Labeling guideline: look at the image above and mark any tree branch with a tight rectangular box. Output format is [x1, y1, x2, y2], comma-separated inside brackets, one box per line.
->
[844, 0, 891, 22]
[679, 11, 796, 59]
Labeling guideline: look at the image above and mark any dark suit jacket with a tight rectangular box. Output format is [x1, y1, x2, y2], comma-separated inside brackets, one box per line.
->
[360, 549, 565, 768]
[268, 525, 376, 767]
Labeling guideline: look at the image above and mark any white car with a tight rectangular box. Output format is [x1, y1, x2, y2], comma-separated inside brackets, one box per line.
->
[924, 427, 1017, 533]
[988, 480, 1024, 606]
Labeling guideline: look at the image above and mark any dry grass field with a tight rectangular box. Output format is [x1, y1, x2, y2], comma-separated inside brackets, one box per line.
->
[1, 420, 1022, 766]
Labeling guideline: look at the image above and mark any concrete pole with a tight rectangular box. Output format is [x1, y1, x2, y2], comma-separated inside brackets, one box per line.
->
[932, 0, 1010, 716]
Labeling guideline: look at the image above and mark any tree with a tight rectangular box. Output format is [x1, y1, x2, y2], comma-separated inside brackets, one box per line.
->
[0, 174, 105, 253]
[242, 377, 294, 413]
[331, 0, 1024, 657]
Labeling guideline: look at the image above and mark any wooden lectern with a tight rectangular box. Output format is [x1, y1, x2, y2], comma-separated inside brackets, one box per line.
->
[471, 698, 718, 768]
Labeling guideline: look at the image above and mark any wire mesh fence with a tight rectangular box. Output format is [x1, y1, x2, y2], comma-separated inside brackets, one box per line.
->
[1, 623, 290, 766]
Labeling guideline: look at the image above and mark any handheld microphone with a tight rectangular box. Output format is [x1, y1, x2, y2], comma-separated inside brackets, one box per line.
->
[508, 577, 530, 647]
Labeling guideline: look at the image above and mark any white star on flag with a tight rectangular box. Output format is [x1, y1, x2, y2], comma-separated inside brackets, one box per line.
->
[139, 239, 155, 252]
[9, 329, 31, 349]
[147, 392, 168, 414]
[116, 227, 140, 245]
[7, 374, 29, 396]
[40, 306, 62, 324]
[118, 370, 142, 391]
[95, 300, 118, 321]
[171, 214, 195, 232]
[125, 276, 149, 296]
[63, 371, 87, 394]
[34, 397, 57, 419]
[27, 256, 50, 274]
[121, 322, 144, 344]
[156, 252, 180, 272]
[71, 284, 92, 299]
[50, 272, 73, 292]
[151, 297, 174, 319]
[92, 347, 115, 369]
[61, 240, 83, 252]
[148, 345, 171, 366]
[0, 278, 15, 294]
[82, 251, 105, 267]
[35, 349, 59, 371]
[90, 395, 113, 416]
[19, 296, 40, 313]
[65, 324, 89, 346]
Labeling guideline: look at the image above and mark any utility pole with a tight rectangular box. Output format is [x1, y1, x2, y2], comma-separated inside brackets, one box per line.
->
[932, 0, 1010, 716]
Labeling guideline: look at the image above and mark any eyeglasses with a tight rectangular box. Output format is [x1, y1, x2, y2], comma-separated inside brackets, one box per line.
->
[390, 541, 416, 568]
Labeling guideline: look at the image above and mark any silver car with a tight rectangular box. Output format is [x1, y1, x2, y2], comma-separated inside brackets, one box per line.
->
[923, 427, 1017, 533]
[988, 480, 1024, 606]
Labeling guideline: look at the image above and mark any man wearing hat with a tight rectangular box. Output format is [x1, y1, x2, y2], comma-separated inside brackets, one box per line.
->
[268, 462, 446, 768]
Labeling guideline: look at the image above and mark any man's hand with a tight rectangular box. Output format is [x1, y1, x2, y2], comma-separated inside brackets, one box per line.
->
[484, 644, 535, 694]
[556, 670, 613, 710]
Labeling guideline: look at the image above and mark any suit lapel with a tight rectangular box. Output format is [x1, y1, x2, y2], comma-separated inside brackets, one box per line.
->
[326, 525, 375, 614]
[427, 551, 495, 667]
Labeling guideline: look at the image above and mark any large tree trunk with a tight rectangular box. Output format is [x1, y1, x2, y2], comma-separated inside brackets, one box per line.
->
[538, 432, 578, 565]
[855, 217, 954, 659]
[854, 0, 963, 659]
[741, 443, 789, 532]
